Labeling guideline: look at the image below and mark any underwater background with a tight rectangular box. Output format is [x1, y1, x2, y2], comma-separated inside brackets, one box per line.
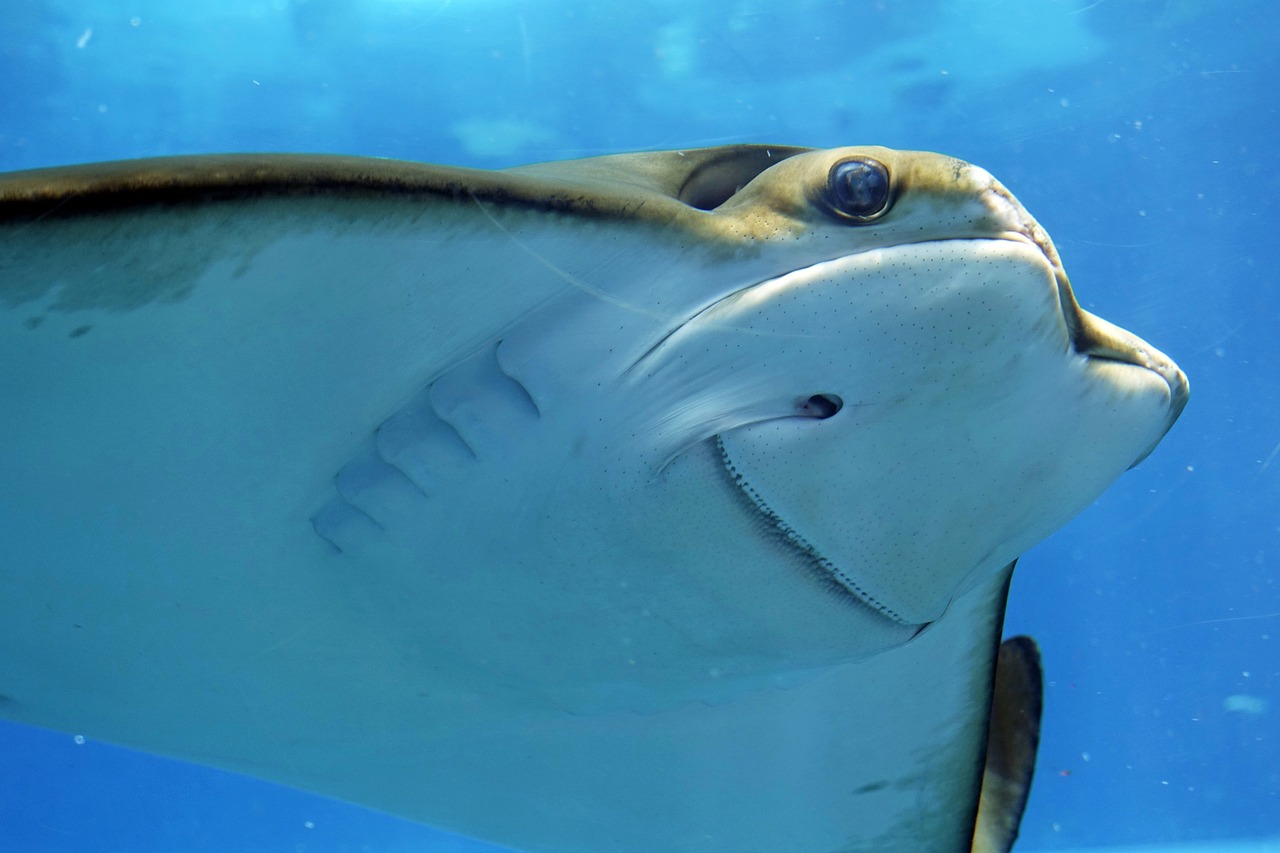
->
[0, 0, 1276, 850]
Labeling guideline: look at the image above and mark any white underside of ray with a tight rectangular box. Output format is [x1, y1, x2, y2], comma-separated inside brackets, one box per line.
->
[0, 189, 1173, 850]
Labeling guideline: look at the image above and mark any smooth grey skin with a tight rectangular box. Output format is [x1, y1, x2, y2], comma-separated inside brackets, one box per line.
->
[0, 145, 1186, 852]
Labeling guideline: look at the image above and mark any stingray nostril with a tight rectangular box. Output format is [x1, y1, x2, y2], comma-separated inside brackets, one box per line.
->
[801, 394, 843, 419]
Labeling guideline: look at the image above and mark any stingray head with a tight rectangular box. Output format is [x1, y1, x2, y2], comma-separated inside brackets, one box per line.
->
[620, 146, 1189, 627]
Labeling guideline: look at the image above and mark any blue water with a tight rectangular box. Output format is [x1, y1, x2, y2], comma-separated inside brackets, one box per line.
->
[0, 1, 1276, 850]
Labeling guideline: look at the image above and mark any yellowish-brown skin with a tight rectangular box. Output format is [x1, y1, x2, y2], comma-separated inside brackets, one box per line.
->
[972, 637, 1044, 853]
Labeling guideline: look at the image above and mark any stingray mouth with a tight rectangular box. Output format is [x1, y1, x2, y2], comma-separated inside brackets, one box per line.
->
[990, 206, 1188, 461]
[1039, 249, 1189, 462]
[981, 179, 1187, 448]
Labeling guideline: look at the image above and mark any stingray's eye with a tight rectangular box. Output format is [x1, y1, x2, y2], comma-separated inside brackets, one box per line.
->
[825, 157, 891, 222]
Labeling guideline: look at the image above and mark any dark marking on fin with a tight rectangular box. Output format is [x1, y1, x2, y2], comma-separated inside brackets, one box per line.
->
[69, 324, 92, 338]
[24, 316, 43, 329]
[851, 780, 889, 795]
[971, 635, 1043, 853]
[0, 147, 812, 224]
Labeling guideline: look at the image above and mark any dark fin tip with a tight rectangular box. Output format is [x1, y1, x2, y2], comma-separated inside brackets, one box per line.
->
[971, 635, 1043, 853]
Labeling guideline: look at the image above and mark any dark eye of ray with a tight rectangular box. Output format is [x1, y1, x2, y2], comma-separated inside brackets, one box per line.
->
[801, 394, 844, 419]
[826, 158, 891, 221]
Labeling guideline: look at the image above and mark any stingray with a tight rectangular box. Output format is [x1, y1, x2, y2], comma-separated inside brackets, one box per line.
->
[0, 145, 1187, 851]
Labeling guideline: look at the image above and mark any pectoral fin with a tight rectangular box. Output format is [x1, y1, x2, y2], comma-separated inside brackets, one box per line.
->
[972, 636, 1043, 853]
